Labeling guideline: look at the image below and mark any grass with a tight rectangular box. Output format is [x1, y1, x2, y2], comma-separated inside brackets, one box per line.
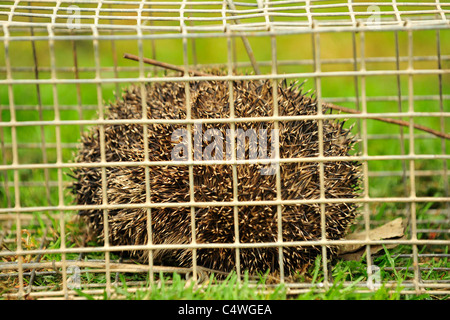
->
[69, 253, 441, 300]
[1, 209, 447, 300]
[1, 206, 447, 300]
[0, 19, 449, 300]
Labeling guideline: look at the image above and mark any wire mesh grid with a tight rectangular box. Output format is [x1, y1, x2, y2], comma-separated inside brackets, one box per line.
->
[0, 0, 449, 299]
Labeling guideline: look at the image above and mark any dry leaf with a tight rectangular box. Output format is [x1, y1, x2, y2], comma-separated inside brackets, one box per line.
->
[338, 217, 405, 261]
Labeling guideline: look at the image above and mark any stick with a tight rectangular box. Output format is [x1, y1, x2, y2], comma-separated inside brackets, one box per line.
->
[324, 103, 450, 140]
[123, 53, 210, 77]
[0, 260, 275, 282]
[226, 0, 261, 75]
[123, 54, 449, 140]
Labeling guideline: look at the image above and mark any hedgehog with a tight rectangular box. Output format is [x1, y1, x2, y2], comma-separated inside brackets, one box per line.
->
[70, 76, 361, 276]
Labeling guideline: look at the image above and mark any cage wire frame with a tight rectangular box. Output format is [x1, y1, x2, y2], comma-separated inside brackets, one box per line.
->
[0, 0, 449, 299]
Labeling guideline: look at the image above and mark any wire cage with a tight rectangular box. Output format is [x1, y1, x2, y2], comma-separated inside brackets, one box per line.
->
[0, 0, 449, 299]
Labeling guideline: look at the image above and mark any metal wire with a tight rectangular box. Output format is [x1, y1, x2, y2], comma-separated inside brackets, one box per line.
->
[0, 0, 449, 299]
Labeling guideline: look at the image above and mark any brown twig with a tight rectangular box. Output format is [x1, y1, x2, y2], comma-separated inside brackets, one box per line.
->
[324, 103, 450, 140]
[123, 54, 449, 140]
[123, 53, 210, 77]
